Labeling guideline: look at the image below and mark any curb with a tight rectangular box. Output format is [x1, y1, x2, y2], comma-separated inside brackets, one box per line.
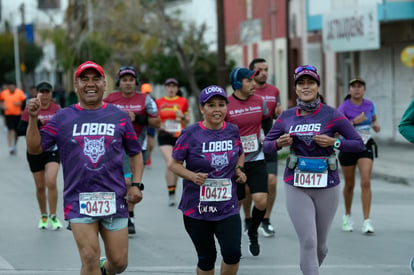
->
[371, 172, 409, 185]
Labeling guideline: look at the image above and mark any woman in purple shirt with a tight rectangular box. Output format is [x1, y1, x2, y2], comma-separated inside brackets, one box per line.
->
[263, 66, 363, 275]
[338, 78, 381, 234]
[169, 85, 246, 275]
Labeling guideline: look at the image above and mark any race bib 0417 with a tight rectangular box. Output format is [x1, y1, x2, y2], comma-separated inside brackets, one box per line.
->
[293, 170, 328, 188]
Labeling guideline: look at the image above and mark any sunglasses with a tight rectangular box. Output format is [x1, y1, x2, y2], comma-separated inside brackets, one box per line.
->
[294, 65, 317, 75]
[38, 90, 51, 93]
[120, 66, 135, 71]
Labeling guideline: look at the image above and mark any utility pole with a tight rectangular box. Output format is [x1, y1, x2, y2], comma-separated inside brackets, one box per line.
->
[13, 20, 21, 88]
[270, 0, 277, 85]
[216, 0, 227, 88]
[19, 3, 25, 87]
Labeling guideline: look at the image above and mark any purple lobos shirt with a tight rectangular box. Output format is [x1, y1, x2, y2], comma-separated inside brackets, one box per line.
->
[39, 103, 142, 220]
[172, 121, 243, 221]
[263, 104, 364, 187]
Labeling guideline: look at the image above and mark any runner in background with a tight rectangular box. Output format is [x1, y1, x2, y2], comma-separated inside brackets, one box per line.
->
[18, 81, 62, 230]
[226, 67, 269, 257]
[156, 78, 190, 206]
[141, 83, 156, 168]
[338, 78, 380, 234]
[104, 67, 160, 235]
[243, 58, 283, 237]
[0, 81, 26, 155]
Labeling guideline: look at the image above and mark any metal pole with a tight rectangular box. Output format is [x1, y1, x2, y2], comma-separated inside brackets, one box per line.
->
[12, 17, 21, 88]
[216, 0, 227, 88]
[301, 0, 308, 64]
[270, 0, 277, 85]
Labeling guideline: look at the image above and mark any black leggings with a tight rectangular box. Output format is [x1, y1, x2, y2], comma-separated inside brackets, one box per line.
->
[183, 214, 241, 271]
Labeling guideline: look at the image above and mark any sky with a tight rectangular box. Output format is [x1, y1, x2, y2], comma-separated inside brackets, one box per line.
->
[1, 0, 68, 27]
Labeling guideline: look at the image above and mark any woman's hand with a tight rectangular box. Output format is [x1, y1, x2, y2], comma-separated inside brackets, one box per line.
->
[235, 170, 246, 184]
[313, 134, 336, 148]
[276, 133, 293, 148]
[372, 121, 381, 133]
[191, 172, 209, 186]
[352, 112, 367, 125]
[175, 109, 184, 121]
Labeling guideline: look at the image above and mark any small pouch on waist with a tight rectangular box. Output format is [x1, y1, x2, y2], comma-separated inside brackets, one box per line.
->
[297, 157, 328, 173]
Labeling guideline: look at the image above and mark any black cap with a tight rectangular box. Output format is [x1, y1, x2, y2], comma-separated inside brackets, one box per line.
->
[36, 81, 53, 92]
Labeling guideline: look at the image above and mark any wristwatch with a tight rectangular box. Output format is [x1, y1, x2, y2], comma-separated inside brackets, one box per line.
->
[333, 138, 341, 149]
[131, 182, 144, 191]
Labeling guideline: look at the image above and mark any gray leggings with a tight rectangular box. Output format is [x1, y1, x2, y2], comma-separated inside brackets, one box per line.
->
[284, 184, 340, 275]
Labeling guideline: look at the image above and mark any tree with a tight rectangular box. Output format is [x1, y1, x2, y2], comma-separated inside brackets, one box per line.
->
[50, 0, 235, 118]
[0, 31, 43, 85]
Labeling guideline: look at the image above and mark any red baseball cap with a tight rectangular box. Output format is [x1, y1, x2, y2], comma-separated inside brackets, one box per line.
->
[75, 61, 105, 80]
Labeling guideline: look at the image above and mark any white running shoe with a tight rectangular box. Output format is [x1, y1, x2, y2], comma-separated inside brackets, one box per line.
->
[168, 194, 176, 207]
[362, 219, 375, 234]
[342, 214, 354, 232]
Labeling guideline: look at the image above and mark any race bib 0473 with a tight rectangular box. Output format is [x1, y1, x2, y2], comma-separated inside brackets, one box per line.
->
[79, 192, 116, 217]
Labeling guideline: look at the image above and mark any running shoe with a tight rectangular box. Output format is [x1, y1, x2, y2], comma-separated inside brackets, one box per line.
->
[145, 157, 151, 168]
[100, 257, 107, 275]
[259, 219, 275, 237]
[362, 219, 375, 234]
[168, 194, 176, 207]
[342, 214, 354, 232]
[49, 215, 62, 230]
[128, 218, 136, 234]
[248, 230, 260, 256]
[244, 218, 252, 235]
[38, 214, 48, 229]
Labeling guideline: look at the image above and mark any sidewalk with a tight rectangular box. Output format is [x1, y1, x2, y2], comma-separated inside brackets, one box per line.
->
[371, 141, 413, 185]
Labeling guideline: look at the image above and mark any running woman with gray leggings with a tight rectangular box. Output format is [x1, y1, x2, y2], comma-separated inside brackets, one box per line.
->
[263, 65, 364, 275]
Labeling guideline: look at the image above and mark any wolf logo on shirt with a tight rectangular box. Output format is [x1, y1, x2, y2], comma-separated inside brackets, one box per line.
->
[84, 137, 105, 165]
[211, 152, 229, 172]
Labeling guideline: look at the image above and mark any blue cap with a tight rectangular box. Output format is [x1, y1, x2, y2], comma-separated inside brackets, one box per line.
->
[229, 67, 258, 89]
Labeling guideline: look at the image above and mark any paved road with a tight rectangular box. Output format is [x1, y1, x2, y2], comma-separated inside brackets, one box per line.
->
[0, 132, 412, 275]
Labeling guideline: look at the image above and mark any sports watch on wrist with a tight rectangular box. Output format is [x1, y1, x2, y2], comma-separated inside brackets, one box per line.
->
[333, 138, 341, 149]
[131, 182, 144, 191]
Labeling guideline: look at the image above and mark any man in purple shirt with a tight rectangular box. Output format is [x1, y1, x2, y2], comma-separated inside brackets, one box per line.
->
[26, 61, 144, 275]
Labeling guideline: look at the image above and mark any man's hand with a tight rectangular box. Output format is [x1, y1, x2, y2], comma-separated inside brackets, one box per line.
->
[27, 97, 41, 117]
[126, 186, 143, 204]
[127, 111, 135, 122]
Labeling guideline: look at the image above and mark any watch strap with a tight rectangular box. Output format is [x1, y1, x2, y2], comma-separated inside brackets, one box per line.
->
[131, 182, 144, 191]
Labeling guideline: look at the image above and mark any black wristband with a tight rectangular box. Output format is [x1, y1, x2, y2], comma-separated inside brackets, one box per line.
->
[131, 182, 144, 191]
[134, 114, 149, 126]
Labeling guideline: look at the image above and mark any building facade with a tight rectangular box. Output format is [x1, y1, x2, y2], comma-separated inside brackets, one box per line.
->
[292, 0, 414, 142]
[224, 0, 289, 108]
